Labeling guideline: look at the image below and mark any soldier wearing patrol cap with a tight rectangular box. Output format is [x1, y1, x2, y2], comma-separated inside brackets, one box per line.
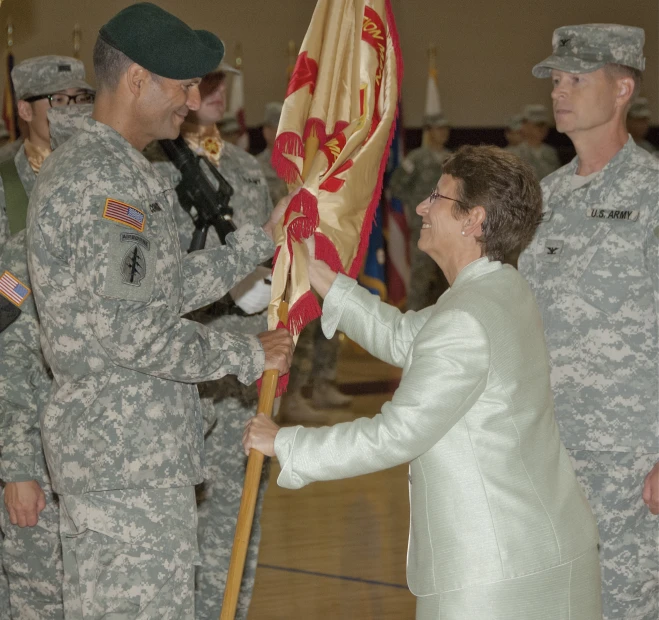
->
[518, 24, 659, 620]
[0, 55, 94, 250]
[389, 112, 451, 311]
[627, 96, 657, 155]
[148, 60, 275, 619]
[0, 57, 92, 620]
[25, 3, 294, 617]
[508, 104, 561, 179]
[504, 113, 524, 147]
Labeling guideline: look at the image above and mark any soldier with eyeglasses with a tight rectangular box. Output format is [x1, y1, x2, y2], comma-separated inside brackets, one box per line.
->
[0, 55, 94, 250]
[0, 55, 92, 620]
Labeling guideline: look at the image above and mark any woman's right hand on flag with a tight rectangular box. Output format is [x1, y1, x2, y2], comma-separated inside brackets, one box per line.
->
[305, 236, 337, 299]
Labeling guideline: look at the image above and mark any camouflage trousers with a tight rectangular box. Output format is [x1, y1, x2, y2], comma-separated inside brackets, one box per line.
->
[288, 317, 341, 392]
[195, 378, 269, 620]
[0, 556, 8, 620]
[569, 450, 659, 620]
[59, 487, 199, 620]
[0, 485, 63, 619]
[407, 224, 448, 311]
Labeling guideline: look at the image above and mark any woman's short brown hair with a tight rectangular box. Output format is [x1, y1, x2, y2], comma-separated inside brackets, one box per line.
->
[441, 145, 543, 262]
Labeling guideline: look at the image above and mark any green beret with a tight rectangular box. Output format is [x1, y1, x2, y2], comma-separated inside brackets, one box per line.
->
[99, 3, 224, 80]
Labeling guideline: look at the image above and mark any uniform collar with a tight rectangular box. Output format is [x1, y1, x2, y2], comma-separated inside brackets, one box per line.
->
[14, 145, 37, 196]
[451, 256, 501, 290]
[81, 117, 175, 195]
[562, 135, 636, 202]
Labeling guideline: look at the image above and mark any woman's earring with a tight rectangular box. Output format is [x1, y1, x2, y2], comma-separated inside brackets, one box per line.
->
[461, 230, 465, 236]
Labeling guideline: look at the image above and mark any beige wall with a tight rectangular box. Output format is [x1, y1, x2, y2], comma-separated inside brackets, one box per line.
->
[1, 0, 657, 127]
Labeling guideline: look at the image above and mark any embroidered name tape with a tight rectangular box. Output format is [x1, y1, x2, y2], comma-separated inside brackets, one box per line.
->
[0, 270, 31, 307]
[103, 199, 145, 232]
[586, 208, 639, 222]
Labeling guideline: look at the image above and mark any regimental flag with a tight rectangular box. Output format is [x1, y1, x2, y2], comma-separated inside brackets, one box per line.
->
[384, 112, 409, 307]
[2, 49, 18, 142]
[227, 61, 249, 151]
[358, 203, 387, 299]
[269, 0, 402, 393]
[0, 270, 30, 306]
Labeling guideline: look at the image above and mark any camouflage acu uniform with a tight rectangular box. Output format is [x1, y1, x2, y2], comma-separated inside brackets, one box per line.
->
[0, 146, 37, 251]
[518, 138, 659, 619]
[286, 317, 341, 392]
[389, 146, 449, 310]
[256, 147, 288, 207]
[151, 139, 272, 620]
[0, 239, 64, 619]
[26, 117, 274, 618]
[506, 141, 561, 180]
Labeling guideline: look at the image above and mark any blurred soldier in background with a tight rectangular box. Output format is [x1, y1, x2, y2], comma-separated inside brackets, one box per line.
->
[389, 112, 451, 310]
[627, 97, 657, 155]
[508, 104, 561, 179]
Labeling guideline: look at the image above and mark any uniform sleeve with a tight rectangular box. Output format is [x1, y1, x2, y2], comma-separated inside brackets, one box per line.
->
[32, 199, 266, 386]
[322, 273, 435, 368]
[180, 222, 274, 314]
[275, 309, 490, 489]
[0, 305, 49, 482]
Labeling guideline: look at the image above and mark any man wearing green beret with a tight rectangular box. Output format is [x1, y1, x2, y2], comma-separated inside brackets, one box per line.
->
[518, 24, 659, 619]
[25, 4, 294, 618]
[389, 112, 451, 311]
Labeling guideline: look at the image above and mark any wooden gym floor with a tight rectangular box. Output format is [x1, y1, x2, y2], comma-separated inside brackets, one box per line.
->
[248, 338, 416, 619]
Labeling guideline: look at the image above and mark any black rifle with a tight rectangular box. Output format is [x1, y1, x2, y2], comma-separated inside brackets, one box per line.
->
[159, 136, 236, 251]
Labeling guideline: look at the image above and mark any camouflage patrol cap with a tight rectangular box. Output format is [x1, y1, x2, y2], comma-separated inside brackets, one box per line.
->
[263, 102, 283, 128]
[423, 112, 449, 128]
[522, 104, 551, 125]
[628, 97, 652, 120]
[532, 24, 645, 78]
[99, 2, 224, 80]
[12, 55, 93, 101]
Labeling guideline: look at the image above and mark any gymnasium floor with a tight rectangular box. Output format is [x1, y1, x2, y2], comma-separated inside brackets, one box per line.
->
[248, 338, 416, 619]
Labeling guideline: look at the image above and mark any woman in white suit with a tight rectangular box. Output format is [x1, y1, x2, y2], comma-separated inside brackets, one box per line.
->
[244, 145, 603, 619]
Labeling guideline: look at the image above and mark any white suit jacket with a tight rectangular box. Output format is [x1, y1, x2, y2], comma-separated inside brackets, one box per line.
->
[275, 258, 598, 596]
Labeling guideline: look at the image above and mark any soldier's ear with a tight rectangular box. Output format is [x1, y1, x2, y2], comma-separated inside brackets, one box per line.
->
[615, 77, 635, 109]
[17, 100, 33, 123]
[125, 63, 149, 98]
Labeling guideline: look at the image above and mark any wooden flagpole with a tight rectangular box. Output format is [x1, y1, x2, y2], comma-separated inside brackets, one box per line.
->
[219, 301, 288, 620]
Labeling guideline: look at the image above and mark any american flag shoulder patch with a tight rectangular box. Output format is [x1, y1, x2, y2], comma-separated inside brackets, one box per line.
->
[0, 270, 31, 307]
[103, 198, 146, 232]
